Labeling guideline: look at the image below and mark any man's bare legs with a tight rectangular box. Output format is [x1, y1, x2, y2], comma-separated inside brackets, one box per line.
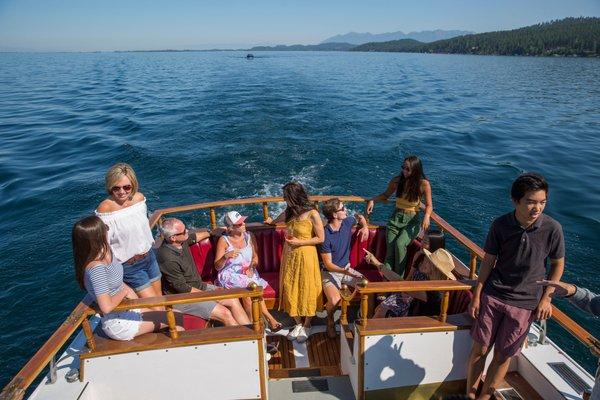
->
[478, 352, 511, 400]
[323, 284, 340, 338]
[210, 299, 251, 326]
[466, 341, 491, 399]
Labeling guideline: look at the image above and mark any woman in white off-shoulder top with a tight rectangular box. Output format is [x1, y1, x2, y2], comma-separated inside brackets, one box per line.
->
[95, 163, 162, 300]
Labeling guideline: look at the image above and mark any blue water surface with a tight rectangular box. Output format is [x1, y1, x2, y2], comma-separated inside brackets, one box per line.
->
[0, 51, 599, 388]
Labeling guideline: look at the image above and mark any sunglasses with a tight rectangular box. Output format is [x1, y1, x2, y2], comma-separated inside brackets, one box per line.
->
[172, 228, 188, 237]
[336, 206, 346, 212]
[111, 184, 132, 193]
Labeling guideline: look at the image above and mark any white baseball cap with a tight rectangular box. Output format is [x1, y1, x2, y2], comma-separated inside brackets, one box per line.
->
[224, 211, 247, 226]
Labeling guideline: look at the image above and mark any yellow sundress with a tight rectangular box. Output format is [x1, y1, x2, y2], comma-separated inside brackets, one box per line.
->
[278, 218, 323, 317]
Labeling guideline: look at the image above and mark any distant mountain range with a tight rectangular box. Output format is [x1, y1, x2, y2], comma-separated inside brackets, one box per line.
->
[351, 17, 600, 57]
[248, 42, 355, 51]
[321, 29, 473, 45]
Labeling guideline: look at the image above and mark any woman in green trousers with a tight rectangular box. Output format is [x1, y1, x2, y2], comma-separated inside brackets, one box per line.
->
[364, 155, 433, 278]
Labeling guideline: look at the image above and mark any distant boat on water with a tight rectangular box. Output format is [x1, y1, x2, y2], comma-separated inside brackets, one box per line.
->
[246, 53, 254, 59]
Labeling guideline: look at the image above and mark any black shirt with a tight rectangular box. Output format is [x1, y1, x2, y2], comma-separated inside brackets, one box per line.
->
[157, 233, 207, 294]
[483, 212, 565, 310]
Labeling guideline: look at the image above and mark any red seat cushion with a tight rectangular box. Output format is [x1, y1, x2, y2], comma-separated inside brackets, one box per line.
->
[257, 272, 279, 299]
[448, 289, 473, 314]
[182, 314, 208, 330]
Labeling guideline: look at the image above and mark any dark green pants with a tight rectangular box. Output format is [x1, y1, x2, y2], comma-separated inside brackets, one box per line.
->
[383, 210, 421, 277]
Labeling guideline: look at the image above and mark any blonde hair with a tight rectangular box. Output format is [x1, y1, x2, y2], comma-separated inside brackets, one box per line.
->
[105, 163, 139, 198]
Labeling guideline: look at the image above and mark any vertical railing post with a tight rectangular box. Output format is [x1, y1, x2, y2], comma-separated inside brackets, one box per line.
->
[209, 207, 217, 230]
[360, 294, 369, 328]
[166, 305, 179, 339]
[469, 252, 478, 280]
[439, 291, 450, 323]
[81, 319, 96, 352]
[248, 282, 261, 332]
[262, 202, 269, 222]
[340, 284, 349, 325]
[358, 279, 369, 327]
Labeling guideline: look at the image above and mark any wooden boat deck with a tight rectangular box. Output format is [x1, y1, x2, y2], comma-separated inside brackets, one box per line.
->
[267, 332, 342, 379]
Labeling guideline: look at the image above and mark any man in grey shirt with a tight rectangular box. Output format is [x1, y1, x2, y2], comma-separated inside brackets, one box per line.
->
[157, 218, 250, 326]
[538, 279, 599, 399]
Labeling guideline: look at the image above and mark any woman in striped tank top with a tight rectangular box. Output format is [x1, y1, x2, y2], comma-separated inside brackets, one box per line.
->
[73, 216, 183, 341]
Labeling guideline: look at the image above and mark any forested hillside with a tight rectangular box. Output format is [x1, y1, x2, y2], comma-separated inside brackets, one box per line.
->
[352, 17, 600, 57]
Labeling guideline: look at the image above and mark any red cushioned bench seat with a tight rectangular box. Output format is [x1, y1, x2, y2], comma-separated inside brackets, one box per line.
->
[180, 223, 467, 328]
[185, 224, 390, 309]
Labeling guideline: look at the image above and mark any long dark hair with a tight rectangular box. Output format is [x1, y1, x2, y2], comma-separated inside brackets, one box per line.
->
[396, 155, 426, 202]
[72, 216, 111, 289]
[283, 182, 314, 222]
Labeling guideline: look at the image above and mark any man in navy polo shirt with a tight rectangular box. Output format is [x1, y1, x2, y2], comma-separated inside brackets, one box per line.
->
[466, 173, 565, 400]
[319, 198, 370, 338]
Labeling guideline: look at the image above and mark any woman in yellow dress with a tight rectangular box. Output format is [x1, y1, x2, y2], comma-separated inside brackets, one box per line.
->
[270, 182, 324, 343]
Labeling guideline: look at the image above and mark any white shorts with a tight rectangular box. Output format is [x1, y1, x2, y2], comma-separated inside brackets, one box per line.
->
[101, 309, 143, 341]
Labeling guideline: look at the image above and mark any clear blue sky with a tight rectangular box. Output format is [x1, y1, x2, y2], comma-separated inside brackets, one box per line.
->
[1, 0, 599, 51]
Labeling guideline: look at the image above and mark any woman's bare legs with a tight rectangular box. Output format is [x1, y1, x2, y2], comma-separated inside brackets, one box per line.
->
[135, 285, 164, 311]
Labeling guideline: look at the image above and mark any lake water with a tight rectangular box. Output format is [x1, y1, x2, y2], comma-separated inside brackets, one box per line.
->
[0, 51, 598, 388]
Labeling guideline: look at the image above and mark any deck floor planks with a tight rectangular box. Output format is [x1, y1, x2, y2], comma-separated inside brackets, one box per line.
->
[498, 371, 544, 400]
[267, 332, 341, 378]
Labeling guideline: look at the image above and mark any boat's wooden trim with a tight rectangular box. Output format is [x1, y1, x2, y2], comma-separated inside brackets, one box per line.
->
[356, 315, 467, 336]
[356, 279, 472, 294]
[104, 287, 263, 313]
[268, 366, 341, 379]
[149, 195, 600, 355]
[3, 195, 599, 399]
[148, 195, 366, 228]
[552, 306, 600, 357]
[0, 301, 91, 400]
[80, 325, 262, 359]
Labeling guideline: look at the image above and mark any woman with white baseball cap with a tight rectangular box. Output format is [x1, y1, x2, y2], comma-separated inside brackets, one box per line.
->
[214, 210, 282, 332]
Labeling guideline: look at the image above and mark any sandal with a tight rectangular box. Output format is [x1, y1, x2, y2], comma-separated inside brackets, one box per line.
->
[268, 321, 283, 333]
[267, 343, 279, 355]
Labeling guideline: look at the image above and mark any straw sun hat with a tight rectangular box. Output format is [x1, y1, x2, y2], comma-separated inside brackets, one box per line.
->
[422, 248, 457, 280]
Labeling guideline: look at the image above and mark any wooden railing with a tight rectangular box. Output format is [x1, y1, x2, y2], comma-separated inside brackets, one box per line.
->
[148, 195, 599, 356]
[352, 279, 473, 326]
[0, 286, 264, 400]
[148, 195, 367, 229]
[3, 195, 599, 399]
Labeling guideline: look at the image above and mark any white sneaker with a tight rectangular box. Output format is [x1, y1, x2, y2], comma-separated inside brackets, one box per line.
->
[296, 326, 309, 343]
[287, 324, 303, 341]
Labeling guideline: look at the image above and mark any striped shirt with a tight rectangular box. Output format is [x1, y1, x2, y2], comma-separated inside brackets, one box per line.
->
[84, 260, 124, 300]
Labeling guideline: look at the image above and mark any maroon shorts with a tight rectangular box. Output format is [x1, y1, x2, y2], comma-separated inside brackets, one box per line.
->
[471, 293, 534, 358]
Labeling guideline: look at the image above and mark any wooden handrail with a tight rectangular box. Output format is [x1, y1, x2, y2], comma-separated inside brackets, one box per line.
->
[0, 301, 92, 400]
[3, 195, 598, 399]
[148, 195, 599, 353]
[148, 195, 367, 229]
[357, 279, 473, 295]
[0, 288, 264, 400]
[552, 306, 600, 357]
[105, 287, 263, 313]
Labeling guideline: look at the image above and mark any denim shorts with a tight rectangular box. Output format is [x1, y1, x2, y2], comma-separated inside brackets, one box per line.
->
[122, 251, 161, 292]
